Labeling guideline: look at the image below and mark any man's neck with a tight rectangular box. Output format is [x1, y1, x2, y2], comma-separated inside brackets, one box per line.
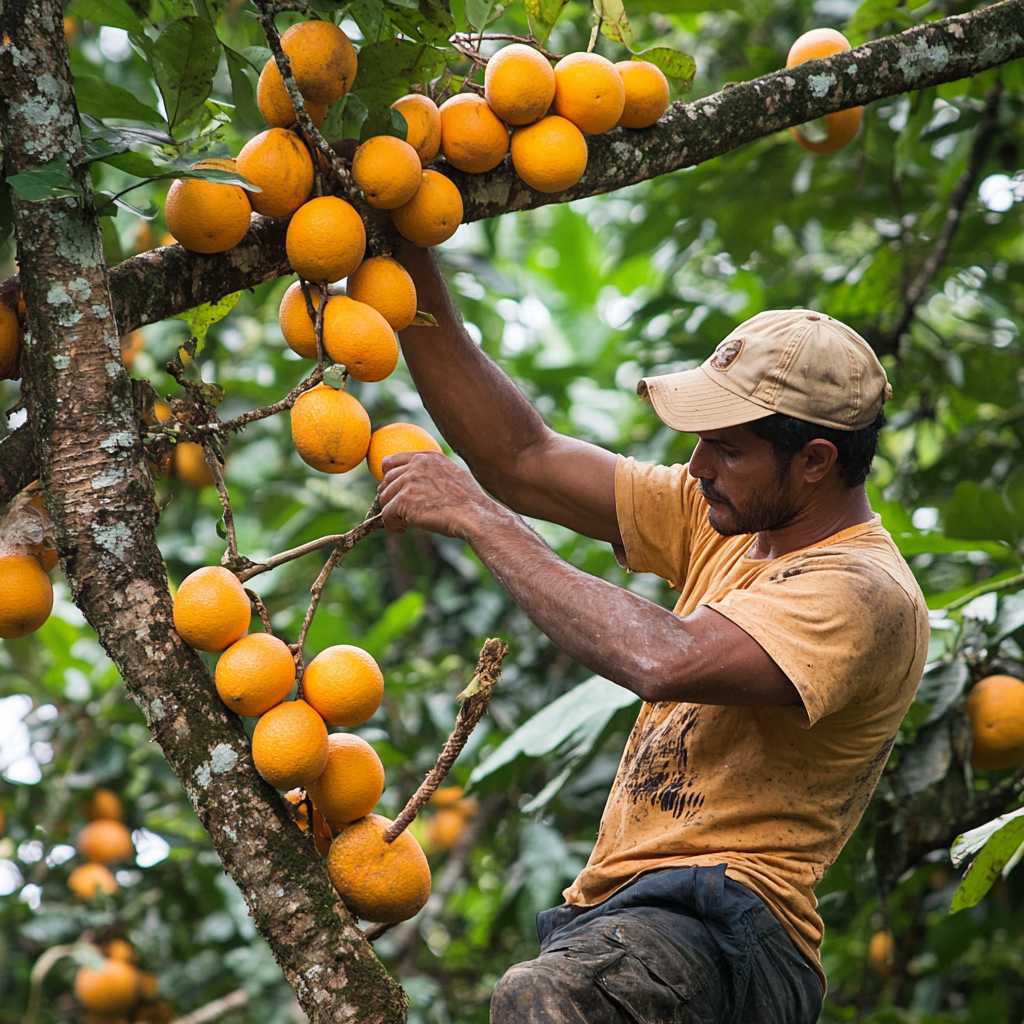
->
[748, 485, 874, 561]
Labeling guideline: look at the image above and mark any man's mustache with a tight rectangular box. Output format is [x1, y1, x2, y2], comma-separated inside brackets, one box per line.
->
[699, 479, 735, 510]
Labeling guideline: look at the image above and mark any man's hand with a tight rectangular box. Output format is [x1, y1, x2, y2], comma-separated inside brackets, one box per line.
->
[377, 451, 501, 538]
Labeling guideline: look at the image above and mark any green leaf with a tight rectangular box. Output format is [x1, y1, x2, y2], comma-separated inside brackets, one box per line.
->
[338, 93, 368, 140]
[360, 592, 426, 660]
[80, 114, 178, 148]
[223, 46, 263, 131]
[349, 0, 385, 44]
[191, 0, 222, 21]
[174, 291, 242, 348]
[951, 810, 1024, 913]
[386, 0, 457, 43]
[525, 0, 570, 44]
[95, 190, 159, 220]
[354, 39, 454, 110]
[632, 46, 696, 87]
[360, 105, 410, 143]
[240, 45, 272, 72]
[323, 364, 348, 388]
[66, 0, 145, 38]
[915, 661, 969, 726]
[465, 0, 504, 31]
[6, 160, 84, 202]
[945, 480, 1021, 545]
[594, 0, 633, 49]
[151, 17, 222, 132]
[845, 0, 915, 40]
[98, 151, 164, 178]
[74, 76, 166, 127]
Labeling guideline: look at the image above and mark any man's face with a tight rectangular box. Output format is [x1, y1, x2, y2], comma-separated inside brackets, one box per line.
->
[689, 425, 798, 536]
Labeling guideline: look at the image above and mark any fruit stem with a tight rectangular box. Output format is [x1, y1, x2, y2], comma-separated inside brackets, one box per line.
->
[202, 440, 238, 562]
[382, 638, 509, 844]
[246, 589, 274, 635]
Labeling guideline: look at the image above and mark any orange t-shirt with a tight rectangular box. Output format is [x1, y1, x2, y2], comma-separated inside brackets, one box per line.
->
[563, 457, 929, 989]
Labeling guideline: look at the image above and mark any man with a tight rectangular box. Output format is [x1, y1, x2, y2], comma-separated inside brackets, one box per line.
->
[379, 244, 929, 1024]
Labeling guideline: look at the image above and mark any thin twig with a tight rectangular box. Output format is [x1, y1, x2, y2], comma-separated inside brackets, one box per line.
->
[383, 639, 508, 844]
[944, 572, 1024, 613]
[202, 441, 238, 562]
[451, 32, 562, 62]
[362, 920, 397, 942]
[23, 943, 91, 1024]
[246, 589, 274, 634]
[883, 84, 1002, 352]
[168, 989, 249, 1024]
[315, 282, 328, 367]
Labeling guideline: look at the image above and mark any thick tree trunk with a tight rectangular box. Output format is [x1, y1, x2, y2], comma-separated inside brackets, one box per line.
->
[106, 0, 1024, 335]
[0, 3, 405, 1021]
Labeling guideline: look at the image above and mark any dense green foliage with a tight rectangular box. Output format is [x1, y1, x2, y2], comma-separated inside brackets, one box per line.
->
[2, 0, 1024, 1021]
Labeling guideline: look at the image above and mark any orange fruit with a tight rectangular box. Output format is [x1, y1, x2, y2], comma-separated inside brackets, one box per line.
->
[0, 554, 53, 638]
[172, 565, 252, 653]
[786, 29, 862, 153]
[137, 972, 159, 1001]
[391, 94, 441, 166]
[485, 44, 555, 126]
[235, 128, 314, 219]
[75, 959, 139, 1014]
[286, 196, 365, 283]
[164, 177, 251, 254]
[280, 20, 357, 106]
[322, 295, 398, 382]
[215, 632, 296, 717]
[967, 674, 1024, 770]
[257, 57, 329, 128]
[308, 733, 385, 823]
[439, 94, 508, 174]
[366, 423, 442, 483]
[430, 786, 465, 807]
[174, 442, 216, 488]
[0, 303, 20, 380]
[868, 930, 895, 977]
[103, 939, 137, 964]
[327, 813, 431, 922]
[252, 699, 329, 789]
[553, 52, 626, 135]
[511, 115, 588, 193]
[427, 807, 469, 850]
[278, 281, 322, 359]
[77, 819, 135, 863]
[302, 644, 384, 726]
[616, 60, 670, 129]
[351, 135, 422, 210]
[392, 169, 463, 247]
[84, 788, 123, 822]
[346, 256, 418, 331]
[68, 862, 119, 900]
[290, 383, 371, 474]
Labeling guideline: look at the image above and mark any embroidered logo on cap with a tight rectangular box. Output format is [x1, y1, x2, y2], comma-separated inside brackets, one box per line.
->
[710, 338, 743, 370]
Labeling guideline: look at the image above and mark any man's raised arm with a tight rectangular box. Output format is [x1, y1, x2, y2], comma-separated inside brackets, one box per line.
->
[396, 243, 621, 546]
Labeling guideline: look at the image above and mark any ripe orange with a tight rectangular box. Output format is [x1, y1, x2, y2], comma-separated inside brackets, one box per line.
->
[290, 383, 372, 474]
[84, 788, 123, 821]
[172, 565, 252, 653]
[868, 930, 895, 977]
[430, 785, 465, 807]
[786, 29, 862, 153]
[616, 60, 670, 129]
[75, 959, 139, 1014]
[279, 281, 322, 359]
[174, 441, 216, 488]
[215, 632, 296, 717]
[967, 674, 1024, 770]
[346, 256, 418, 331]
[366, 423, 442, 482]
[511, 115, 588, 193]
[164, 177, 251, 254]
[0, 554, 53, 639]
[439, 94, 508, 174]
[280, 20, 357, 106]
[327, 813, 431, 922]
[308, 733, 385, 823]
[427, 807, 469, 850]
[236, 128, 314, 219]
[286, 196, 366, 282]
[257, 58, 329, 128]
[302, 644, 384, 726]
[351, 135, 422, 210]
[553, 52, 626, 135]
[252, 699, 329, 789]
[77, 819, 135, 863]
[485, 44, 555, 126]
[104, 939, 138, 964]
[68, 862, 118, 900]
[322, 296, 398, 382]
[0, 303, 21, 379]
[392, 169, 463, 247]
[391, 94, 441, 166]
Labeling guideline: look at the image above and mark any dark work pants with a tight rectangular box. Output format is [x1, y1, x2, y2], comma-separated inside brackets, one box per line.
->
[490, 864, 823, 1024]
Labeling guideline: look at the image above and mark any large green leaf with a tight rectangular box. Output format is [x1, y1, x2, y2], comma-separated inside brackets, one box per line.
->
[74, 75, 166, 127]
[6, 160, 83, 202]
[65, 0, 145, 39]
[945, 480, 1022, 545]
[385, 0, 456, 42]
[632, 46, 696, 87]
[951, 809, 1024, 913]
[151, 17, 222, 132]
[524, 0, 570, 44]
[223, 46, 263, 131]
[353, 38, 454, 110]
[594, 0, 633, 49]
[465, 0, 504, 31]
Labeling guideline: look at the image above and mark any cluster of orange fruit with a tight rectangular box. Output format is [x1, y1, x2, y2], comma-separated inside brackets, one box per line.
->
[0, 489, 58, 640]
[786, 28, 863, 153]
[67, 788, 135, 900]
[172, 565, 431, 922]
[74, 937, 165, 1021]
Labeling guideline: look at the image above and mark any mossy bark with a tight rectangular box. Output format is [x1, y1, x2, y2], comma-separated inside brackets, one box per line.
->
[0, 2, 405, 1020]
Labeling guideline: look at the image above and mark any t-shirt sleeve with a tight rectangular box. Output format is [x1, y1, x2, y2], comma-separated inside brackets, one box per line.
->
[615, 455, 697, 589]
[707, 552, 921, 728]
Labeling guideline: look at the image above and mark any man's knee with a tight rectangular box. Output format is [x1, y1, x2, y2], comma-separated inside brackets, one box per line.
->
[490, 952, 601, 1024]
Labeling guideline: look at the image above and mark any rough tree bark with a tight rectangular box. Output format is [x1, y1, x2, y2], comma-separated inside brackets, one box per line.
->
[0, 2, 405, 1021]
[103, 0, 1024, 336]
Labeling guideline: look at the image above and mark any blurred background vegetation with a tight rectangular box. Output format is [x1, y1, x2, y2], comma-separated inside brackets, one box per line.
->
[2, 0, 1024, 1021]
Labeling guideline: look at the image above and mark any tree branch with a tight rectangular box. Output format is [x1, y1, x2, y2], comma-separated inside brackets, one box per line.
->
[0, 425, 38, 506]
[169, 989, 249, 1024]
[103, 0, 1024, 335]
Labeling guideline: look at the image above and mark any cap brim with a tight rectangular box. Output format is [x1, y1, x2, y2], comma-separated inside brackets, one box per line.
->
[639, 366, 775, 432]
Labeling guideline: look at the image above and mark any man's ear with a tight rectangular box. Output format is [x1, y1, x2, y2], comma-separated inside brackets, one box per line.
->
[798, 439, 839, 484]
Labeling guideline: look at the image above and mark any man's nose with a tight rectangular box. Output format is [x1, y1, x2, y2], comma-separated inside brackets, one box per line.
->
[688, 439, 714, 479]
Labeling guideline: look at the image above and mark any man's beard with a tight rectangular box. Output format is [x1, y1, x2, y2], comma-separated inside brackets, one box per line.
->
[699, 475, 799, 536]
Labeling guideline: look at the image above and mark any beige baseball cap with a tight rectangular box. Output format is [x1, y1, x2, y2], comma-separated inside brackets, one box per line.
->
[638, 308, 891, 433]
